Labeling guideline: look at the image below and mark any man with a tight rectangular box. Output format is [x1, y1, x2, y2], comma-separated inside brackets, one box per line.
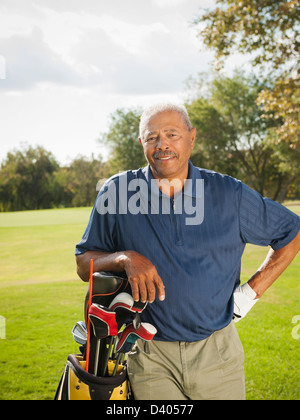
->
[75, 103, 300, 400]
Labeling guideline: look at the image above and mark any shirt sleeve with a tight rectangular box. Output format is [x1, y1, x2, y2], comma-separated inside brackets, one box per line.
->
[75, 182, 117, 255]
[239, 183, 300, 250]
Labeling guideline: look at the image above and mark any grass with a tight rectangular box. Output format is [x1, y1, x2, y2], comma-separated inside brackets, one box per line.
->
[0, 207, 92, 285]
[238, 245, 300, 400]
[0, 282, 85, 399]
[0, 204, 299, 400]
[0, 207, 92, 400]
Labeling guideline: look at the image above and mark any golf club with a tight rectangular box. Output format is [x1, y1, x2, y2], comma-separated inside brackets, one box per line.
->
[131, 300, 148, 313]
[112, 322, 157, 376]
[88, 303, 118, 376]
[72, 321, 87, 345]
[99, 292, 136, 377]
[116, 322, 157, 353]
[109, 292, 135, 329]
[85, 259, 94, 373]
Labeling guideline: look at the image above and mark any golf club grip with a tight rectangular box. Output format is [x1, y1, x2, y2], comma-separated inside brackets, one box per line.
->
[87, 333, 98, 374]
[97, 338, 109, 377]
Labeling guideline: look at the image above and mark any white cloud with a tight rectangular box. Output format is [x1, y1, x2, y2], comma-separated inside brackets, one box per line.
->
[95, 15, 169, 55]
[0, 0, 217, 164]
[154, 0, 187, 7]
[0, 26, 82, 91]
[0, 6, 200, 93]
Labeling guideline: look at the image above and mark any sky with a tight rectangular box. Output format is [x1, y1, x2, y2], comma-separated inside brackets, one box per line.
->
[0, 0, 245, 165]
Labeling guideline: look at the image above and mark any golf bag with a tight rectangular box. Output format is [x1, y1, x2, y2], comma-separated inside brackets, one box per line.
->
[54, 355, 129, 401]
[55, 271, 132, 401]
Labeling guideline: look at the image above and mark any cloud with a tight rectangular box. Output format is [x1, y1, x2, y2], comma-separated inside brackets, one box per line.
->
[0, 0, 218, 165]
[154, 0, 188, 7]
[0, 27, 82, 90]
[0, 0, 215, 94]
[71, 16, 186, 94]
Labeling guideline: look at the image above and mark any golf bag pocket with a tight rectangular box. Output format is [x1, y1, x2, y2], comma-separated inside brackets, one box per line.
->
[55, 355, 128, 400]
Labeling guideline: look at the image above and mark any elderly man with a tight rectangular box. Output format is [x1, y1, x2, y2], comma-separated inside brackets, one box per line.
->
[75, 103, 300, 400]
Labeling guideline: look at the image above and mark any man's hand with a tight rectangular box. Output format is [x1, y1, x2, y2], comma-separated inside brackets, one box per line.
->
[121, 251, 165, 303]
[76, 250, 165, 303]
[233, 282, 258, 323]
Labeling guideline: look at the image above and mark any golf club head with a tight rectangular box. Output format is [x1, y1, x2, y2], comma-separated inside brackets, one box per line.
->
[131, 300, 148, 313]
[72, 321, 87, 345]
[84, 271, 129, 324]
[109, 292, 136, 330]
[88, 304, 118, 338]
[109, 292, 134, 310]
[116, 322, 157, 353]
[117, 333, 139, 354]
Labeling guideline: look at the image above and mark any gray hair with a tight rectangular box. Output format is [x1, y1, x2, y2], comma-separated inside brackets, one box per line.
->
[139, 102, 193, 139]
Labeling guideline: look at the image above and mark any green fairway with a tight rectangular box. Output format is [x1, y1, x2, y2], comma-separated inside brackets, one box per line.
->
[0, 207, 93, 399]
[0, 205, 299, 400]
[0, 207, 92, 285]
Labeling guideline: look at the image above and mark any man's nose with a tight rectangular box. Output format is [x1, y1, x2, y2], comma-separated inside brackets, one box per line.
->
[156, 134, 170, 150]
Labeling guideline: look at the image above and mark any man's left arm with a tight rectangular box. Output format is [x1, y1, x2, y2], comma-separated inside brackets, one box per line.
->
[233, 230, 299, 322]
[248, 230, 300, 298]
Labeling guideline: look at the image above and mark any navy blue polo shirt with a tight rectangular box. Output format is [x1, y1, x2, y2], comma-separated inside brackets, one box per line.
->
[76, 161, 300, 342]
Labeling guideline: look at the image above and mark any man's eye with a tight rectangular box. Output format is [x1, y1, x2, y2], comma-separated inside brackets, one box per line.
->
[147, 137, 156, 142]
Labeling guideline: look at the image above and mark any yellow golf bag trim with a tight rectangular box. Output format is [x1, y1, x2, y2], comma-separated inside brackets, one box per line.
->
[55, 355, 129, 400]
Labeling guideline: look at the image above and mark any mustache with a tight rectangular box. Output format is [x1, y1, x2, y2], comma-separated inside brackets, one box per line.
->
[153, 151, 177, 159]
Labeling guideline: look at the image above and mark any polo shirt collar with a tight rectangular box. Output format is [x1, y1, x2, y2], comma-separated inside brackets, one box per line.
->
[142, 160, 202, 199]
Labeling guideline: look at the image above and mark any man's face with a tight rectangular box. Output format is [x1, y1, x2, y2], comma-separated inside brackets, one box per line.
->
[139, 111, 196, 182]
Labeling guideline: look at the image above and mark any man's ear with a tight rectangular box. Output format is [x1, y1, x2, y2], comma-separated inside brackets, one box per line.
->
[190, 127, 196, 149]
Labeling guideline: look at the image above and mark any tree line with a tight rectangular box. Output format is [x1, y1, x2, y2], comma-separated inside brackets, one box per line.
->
[1, 0, 299, 211]
[0, 147, 110, 211]
[100, 71, 299, 204]
[1, 72, 298, 212]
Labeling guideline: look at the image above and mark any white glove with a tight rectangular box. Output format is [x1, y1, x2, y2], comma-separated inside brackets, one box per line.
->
[233, 282, 258, 323]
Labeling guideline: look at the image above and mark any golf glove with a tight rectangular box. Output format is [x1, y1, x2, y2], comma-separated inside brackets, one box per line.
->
[233, 282, 258, 323]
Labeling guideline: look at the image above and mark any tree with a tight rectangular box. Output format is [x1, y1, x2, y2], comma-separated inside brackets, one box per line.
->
[193, 0, 300, 147]
[98, 108, 146, 175]
[194, 0, 299, 70]
[186, 72, 296, 201]
[58, 155, 109, 208]
[186, 96, 238, 176]
[0, 145, 111, 211]
[0, 145, 60, 211]
[257, 76, 300, 147]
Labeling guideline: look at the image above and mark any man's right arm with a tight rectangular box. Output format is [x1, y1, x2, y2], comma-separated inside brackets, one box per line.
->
[76, 250, 165, 304]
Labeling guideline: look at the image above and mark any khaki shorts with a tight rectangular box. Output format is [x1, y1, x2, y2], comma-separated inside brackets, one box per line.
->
[127, 321, 245, 400]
